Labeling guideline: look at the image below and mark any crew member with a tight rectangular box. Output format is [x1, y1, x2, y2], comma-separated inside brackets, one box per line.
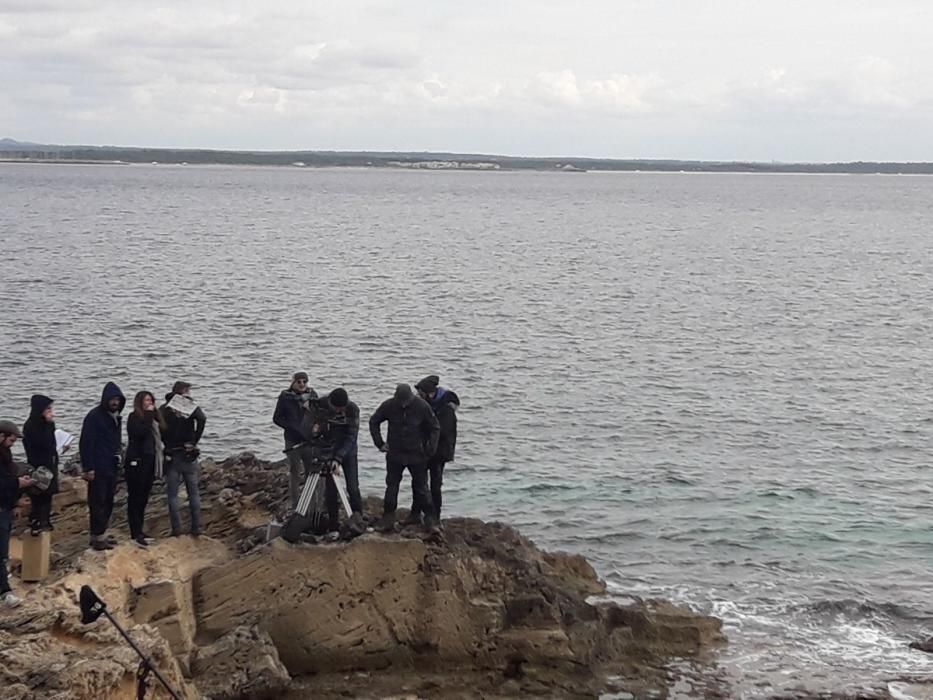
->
[409, 375, 460, 525]
[160, 381, 206, 538]
[79, 382, 126, 551]
[0, 420, 33, 607]
[126, 391, 165, 547]
[319, 388, 364, 533]
[369, 384, 440, 534]
[22, 394, 60, 535]
[273, 371, 318, 512]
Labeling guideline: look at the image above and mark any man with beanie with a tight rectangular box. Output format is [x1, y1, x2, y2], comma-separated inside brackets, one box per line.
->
[273, 371, 318, 512]
[0, 420, 33, 607]
[22, 394, 60, 535]
[160, 381, 206, 537]
[409, 375, 460, 525]
[79, 382, 126, 551]
[369, 384, 440, 534]
[319, 388, 364, 533]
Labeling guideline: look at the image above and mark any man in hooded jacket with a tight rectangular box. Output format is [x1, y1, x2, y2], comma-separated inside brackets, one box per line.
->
[408, 375, 460, 524]
[369, 384, 440, 534]
[79, 382, 125, 551]
[22, 394, 60, 535]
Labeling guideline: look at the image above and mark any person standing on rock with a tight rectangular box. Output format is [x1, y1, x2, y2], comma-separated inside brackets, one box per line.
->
[125, 391, 166, 548]
[0, 421, 33, 607]
[22, 394, 60, 536]
[369, 384, 440, 534]
[319, 388, 364, 534]
[79, 382, 126, 551]
[160, 381, 206, 538]
[408, 375, 460, 526]
[273, 371, 318, 512]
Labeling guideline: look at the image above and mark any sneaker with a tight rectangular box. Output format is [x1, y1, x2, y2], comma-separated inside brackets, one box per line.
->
[190, 530, 201, 539]
[90, 539, 114, 551]
[104, 534, 118, 545]
[29, 524, 41, 537]
[133, 536, 149, 549]
[424, 516, 441, 536]
[170, 530, 182, 538]
[2, 592, 22, 608]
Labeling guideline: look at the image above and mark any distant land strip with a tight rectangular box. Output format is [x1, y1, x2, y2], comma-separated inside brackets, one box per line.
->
[2, 138, 932, 174]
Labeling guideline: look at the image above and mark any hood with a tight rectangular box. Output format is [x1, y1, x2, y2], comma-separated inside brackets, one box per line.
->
[99, 382, 126, 412]
[432, 387, 460, 410]
[29, 394, 54, 419]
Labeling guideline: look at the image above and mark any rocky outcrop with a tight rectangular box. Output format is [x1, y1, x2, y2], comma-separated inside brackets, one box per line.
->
[0, 454, 725, 699]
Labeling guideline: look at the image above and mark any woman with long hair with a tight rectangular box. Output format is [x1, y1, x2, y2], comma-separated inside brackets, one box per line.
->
[125, 391, 165, 548]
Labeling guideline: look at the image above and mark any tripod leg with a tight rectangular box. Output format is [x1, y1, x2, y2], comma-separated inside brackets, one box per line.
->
[296, 473, 319, 517]
[330, 473, 353, 517]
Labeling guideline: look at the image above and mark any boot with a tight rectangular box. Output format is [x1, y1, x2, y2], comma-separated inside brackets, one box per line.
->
[424, 515, 441, 536]
[376, 512, 397, 533]
[400, 511, 423, 527]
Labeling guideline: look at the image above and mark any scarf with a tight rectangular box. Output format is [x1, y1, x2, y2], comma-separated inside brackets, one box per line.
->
[151, 419, 164, 479]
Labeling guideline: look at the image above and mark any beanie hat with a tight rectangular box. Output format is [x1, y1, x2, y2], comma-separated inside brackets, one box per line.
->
[415, 375, 440, 393]
[329, 388, 349, 408]
[0, 420, 22, 438]
[394, 384, 414, 405]
[292, 371, 309, 383]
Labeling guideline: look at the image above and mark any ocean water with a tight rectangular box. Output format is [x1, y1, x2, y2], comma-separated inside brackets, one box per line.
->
[3, 163, 933, 695]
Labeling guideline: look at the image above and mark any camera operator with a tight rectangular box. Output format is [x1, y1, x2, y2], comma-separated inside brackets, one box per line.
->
[369, 384, 440, 534]
[273, 371, 318, 512]
[160, 381, 206, 538]
[317, 388, 364, 534]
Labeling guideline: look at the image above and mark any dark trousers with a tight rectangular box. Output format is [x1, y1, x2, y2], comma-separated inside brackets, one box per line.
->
[0, 509, 11, 594]
[126, 457, 156, 539]
[88, 471, 117, 537]
[384, 458, 435, 520]
[29, 492, 53, 528]
[325, 453, 364, 528]
[411, 458, 447, 519]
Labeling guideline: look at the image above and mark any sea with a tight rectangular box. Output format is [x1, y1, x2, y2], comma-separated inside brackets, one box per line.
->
[2, 162, 933, 696]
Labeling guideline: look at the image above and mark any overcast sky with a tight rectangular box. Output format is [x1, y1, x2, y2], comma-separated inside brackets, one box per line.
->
[1, 1, 930, 160]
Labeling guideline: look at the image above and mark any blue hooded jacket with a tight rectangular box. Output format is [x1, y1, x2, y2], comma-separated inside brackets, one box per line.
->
[79, 382, 126, 475]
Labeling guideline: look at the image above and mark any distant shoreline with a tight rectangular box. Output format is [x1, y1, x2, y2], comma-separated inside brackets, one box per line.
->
[3, 140, 933, 174]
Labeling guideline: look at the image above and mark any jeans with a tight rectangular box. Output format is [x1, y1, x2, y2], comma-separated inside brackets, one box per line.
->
[411, 458, 447, 519]
[0, 509, 11, 594]
[87, 471, 117, 537]
[384, 458, 435, 520]
[126, 455, 156, 539]
[286, 444, 318, 511]
[324, 453, 364, 529]
[167, 456, 201, 535]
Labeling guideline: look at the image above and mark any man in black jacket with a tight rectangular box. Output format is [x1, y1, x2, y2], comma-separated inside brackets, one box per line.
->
[22, 394, 60, 535]
[409, 375, 460, 524]
[0, 420, 33, 607]
[369, 384, 440, 534]
[318, 388, 364, 533]
[273, 372, 318, 512]
[79, 382, 125, 551]
[160, 381, 206, 537]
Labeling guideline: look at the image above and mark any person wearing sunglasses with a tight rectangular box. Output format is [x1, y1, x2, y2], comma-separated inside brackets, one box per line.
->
[273, 371, 319, 512]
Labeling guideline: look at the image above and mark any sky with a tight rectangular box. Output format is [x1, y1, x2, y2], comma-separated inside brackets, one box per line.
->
[1, 0, 931, 161]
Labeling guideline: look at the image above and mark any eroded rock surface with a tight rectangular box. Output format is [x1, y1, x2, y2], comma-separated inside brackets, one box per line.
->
[0, 454, 725, 698]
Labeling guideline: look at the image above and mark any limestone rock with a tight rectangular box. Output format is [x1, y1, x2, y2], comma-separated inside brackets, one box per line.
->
[192, 626, 290, 700]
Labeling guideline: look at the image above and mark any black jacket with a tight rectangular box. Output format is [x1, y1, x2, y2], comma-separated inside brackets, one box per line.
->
[430, 388, 460, 463]
[273, 388, 318, 446]
[0, 445, 20, 512]
[125, 412, 160, 463]
[369, 396, 440, 465]
[316, 395, 360, 462]
[159, 393, 206, 451]
[79, 382, 126, 475]
[22, 394, 60, 493]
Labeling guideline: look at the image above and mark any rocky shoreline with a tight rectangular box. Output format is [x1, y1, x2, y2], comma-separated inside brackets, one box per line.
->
[0, 453, 734, 699]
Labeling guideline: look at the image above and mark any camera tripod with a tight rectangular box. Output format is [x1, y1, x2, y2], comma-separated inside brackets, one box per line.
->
[282, 459, 353, 543]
